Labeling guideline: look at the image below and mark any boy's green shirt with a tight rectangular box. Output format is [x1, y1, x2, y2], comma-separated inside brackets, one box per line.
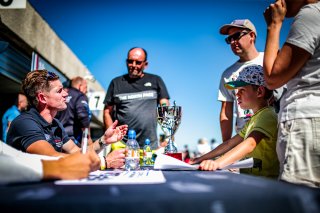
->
[239, 106, 279, 178]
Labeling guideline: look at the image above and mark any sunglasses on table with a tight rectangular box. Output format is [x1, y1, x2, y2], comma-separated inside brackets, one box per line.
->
[126, 59, 145, 65]
[225, 31, 250, 44]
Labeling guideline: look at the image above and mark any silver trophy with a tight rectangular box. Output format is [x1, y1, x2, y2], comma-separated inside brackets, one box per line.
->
[157, 103, 182, 153]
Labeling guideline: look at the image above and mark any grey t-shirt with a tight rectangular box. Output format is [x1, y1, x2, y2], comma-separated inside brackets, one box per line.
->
[279, 2, 320, 122]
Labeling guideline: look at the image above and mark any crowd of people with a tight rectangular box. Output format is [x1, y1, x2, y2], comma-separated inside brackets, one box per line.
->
[0, 0, 319, 188]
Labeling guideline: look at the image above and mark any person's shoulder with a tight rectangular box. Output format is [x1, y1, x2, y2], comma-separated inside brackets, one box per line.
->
[221, 60, 243, 75]
[144, 72, 162, 80]
[256, 107, 278, 123]
[114, 74, 127, 81]
[10, 110, 36, 127]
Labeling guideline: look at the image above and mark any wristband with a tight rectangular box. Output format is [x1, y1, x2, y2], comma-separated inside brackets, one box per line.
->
[99, 155, 106, 170]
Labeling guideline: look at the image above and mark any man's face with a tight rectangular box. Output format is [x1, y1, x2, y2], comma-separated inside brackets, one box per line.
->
[18, 94, 28, 111]
[79, 80, 87, 94]
[126, 48, 148, 79]
[43, 79, 68, 111]
[227, 27, 253, 57]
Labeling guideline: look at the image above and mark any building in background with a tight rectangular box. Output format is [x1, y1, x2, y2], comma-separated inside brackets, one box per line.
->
[0, 1, 105, 140]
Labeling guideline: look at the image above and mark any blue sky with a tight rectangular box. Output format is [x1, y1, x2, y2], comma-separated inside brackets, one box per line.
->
[29, 0, 292, 152]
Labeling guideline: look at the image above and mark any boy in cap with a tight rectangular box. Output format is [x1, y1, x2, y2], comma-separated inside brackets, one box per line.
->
[191, 65, 279, 178]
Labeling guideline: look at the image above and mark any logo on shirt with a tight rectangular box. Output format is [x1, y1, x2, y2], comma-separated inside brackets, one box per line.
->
[144, 82, 152, 87]
[44, 134, 51, 141]
[66, 96, 72, 103]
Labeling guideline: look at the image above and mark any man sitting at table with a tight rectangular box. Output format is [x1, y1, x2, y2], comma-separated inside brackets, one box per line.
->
[0, 141, 100, 185]
[7, 70, 127, 169]
[189, 65, 279, 178]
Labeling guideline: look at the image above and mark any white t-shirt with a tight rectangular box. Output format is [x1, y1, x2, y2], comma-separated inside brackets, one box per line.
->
[218, 52, 264, 132]
[279, 2, 320, 122]
[0, 142, 58, 185]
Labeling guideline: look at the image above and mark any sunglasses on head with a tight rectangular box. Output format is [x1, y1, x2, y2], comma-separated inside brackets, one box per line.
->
[225, 31, 250, 44]
[126, 59, 145, 65]
[46, 71, 58, 80]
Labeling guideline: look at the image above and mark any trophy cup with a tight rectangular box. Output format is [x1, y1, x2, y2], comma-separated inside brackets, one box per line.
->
[157, 102, 182, 160]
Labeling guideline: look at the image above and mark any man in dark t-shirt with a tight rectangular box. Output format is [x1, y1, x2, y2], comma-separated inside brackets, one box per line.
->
[104, 47, 170, 149]
[7, 70, 128, 169]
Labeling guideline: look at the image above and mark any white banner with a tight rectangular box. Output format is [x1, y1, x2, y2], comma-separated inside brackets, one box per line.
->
[0, 0, 26, 9]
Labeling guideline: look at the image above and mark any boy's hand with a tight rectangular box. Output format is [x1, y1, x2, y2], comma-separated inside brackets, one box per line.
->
[199, 160, 220, 171]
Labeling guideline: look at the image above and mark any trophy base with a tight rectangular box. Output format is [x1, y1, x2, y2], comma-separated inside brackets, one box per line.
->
[165, 152, 182, 161]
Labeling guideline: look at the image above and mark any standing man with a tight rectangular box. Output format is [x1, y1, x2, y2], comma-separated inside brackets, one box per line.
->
[2, 93, 28, 142]
[104, 47, 170, 149]
[56, 76, 92, 146]
[264, 0, 320, 187]
[7, 70, 128, 169]
[218, 19, 264, 142]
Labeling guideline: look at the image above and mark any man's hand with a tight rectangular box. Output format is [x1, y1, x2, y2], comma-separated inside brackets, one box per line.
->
[103, 120, 128, 145]
[199, 160, 220, 171]
[42, 151, 100, 180]
[105, 148, 126, 169]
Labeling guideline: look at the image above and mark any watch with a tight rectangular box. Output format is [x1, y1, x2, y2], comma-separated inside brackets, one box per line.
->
[98, 136, 106, 147]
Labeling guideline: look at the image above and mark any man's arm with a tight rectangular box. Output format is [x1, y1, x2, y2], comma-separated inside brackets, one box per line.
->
[42, 151, 100, 180]
[189, 134, 243, 165]
[220, 101, 234, 142]
[199, 131, 265, 171]
[103, 105, 114, 129]
[263, 0, 311, 89]
[26, 140, 68, 157]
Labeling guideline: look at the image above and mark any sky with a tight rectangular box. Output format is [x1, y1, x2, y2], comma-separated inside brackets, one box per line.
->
[28, 0, 292, 152]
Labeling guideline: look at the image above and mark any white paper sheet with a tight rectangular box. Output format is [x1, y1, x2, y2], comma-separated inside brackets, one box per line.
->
[55, 170, 166, 185]
[222, 158, 254, 169]
[154, 154, 254, 171]
[154, 154, 199, 170]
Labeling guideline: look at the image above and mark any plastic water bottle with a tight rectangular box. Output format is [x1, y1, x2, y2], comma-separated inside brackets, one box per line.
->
[125, 130, 140, 170]
[143, 138, 153, 166]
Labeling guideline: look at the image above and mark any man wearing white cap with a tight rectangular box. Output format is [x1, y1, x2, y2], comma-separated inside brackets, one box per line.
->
[218, 19, 264, 142]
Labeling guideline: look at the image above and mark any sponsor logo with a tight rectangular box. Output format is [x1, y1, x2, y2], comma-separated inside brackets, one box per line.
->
[144, 82, 152, 87]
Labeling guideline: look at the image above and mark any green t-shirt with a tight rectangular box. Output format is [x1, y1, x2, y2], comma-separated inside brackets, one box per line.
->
[239, 107, 279, 178]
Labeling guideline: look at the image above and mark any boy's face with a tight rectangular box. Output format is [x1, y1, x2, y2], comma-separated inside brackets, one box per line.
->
[235, 85, 258, 110]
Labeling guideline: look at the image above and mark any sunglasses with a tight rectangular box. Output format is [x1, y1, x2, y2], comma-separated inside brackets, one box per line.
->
[126, 59, 145, 65]
[46, 71, 58, 80]
[225, 31, 250, 44]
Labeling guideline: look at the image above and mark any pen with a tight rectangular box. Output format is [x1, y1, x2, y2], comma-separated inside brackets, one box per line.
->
[81, 128, 89, 154]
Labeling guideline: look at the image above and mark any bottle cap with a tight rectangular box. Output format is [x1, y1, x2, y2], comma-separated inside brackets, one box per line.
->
[144, 138, 151, 145]
[128, 129, 136, 139]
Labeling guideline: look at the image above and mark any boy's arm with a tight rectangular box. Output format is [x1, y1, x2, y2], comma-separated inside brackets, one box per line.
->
[190, 134, 243, 165]
[200, 131, 266, 170]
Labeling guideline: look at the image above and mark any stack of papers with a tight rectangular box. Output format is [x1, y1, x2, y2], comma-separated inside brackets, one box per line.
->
[154, 154, 254, 170]
[55, 170, 166, 185]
